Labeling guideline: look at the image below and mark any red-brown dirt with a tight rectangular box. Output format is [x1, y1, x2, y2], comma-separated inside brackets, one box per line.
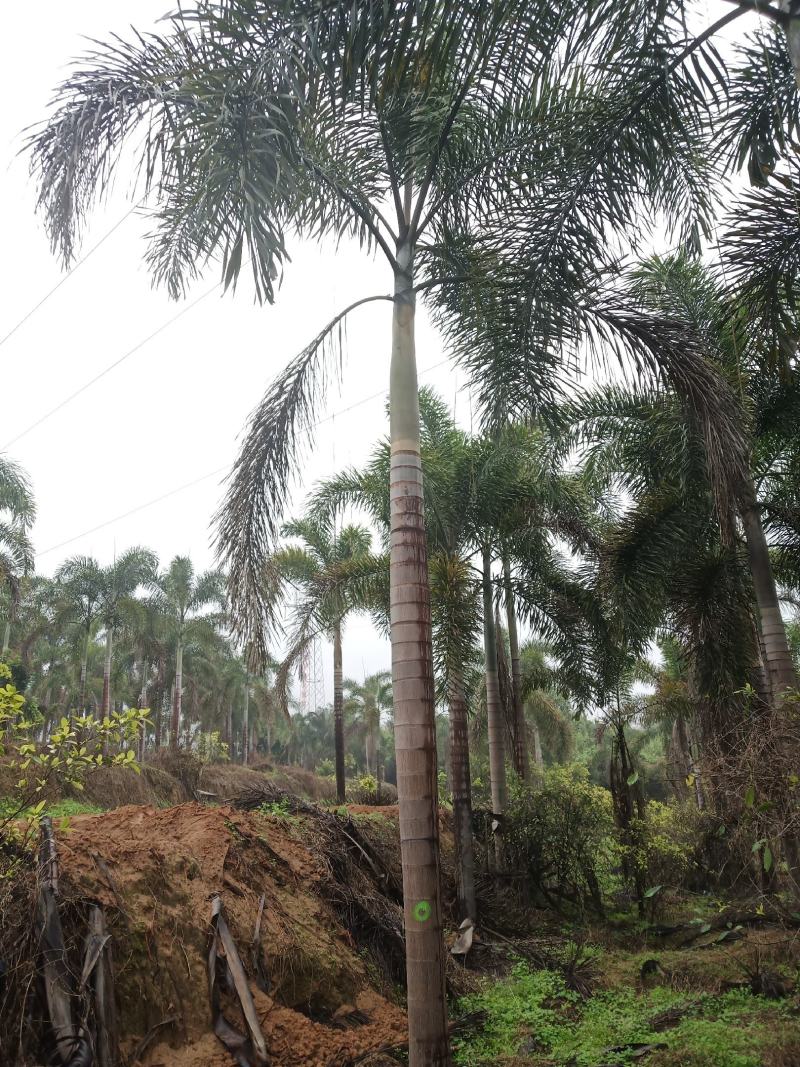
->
[51, 802, 408, 1067]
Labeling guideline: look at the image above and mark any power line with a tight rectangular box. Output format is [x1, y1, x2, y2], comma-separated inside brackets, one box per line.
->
[34, 356, 453, 560]
[0, 201, 142, 353]
[36, 466, 229, 559]
[2, 277, 224, 451]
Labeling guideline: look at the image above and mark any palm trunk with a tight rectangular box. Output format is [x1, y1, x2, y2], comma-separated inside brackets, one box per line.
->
[365, 724, 377, 777]
[483, 548, 507, 848]
[532, 721, 544, 770]
[333, 623, 346, 802]
[448, 669, 477, 921]
[2, 620, 10, 657]
[78, 626, 91, 715]
[242, 673, 250, 765]
[503, 557, 529, 784]
[101, 629, 113, 717]
[740, 484, 797, 701]
[389, 245, 450, 1067]
[170, 642, 183, 751]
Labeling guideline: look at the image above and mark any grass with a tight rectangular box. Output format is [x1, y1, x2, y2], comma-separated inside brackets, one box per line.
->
[453, 959, 799, 1067]
[0, 795, 103, 821]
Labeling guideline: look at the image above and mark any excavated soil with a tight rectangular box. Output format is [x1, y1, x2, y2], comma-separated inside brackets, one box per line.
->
[37, 802, 409, 1067]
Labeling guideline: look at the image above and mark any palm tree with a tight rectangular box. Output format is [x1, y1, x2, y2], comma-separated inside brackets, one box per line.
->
[626, 254, 798, 703]
[54, 555, 104, 713]
[271, 516, 372, 802]
[28, 4, 751, 1056]
[149, 556, 225, 751]
[0, 455, 35, 656]
[97, 549, 157, 717]
[345, 671, 393, 778]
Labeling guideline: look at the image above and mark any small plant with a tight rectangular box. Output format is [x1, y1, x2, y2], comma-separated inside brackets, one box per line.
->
[316, 758, 335, 778]
[258, 797, 293, 819]
[195, 730, 229, 764]
[0, 662, 150, 859]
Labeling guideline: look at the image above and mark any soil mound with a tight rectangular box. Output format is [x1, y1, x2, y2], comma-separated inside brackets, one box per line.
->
[2, 802, 409, 1066]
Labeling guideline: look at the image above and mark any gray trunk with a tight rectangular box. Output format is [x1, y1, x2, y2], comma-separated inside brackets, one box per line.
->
[242, 673, 250, 765]
[740, 485, 797, 701]
[333, 624, 345, 801]
[448, 670, 477, 921]
[170, 642, 184, 751]
[503, 556, 529, 784]
[2, 619, 10, 657]
[483, 548, 507, 840]
[101, 629, 113, 717]
[532, 721, 544, 770]
[389, 242, 450, 1066]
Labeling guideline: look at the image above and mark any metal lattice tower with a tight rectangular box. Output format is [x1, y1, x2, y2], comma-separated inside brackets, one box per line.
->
[299, 633, 325, 713]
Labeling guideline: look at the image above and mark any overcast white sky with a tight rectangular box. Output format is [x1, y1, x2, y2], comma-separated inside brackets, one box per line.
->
[0, 1, 756, 699]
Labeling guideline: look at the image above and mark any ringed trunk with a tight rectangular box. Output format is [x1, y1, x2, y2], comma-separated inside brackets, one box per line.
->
[503, 557, 529, 784]
[101, 629, 113, 717]
[365, 712, 378, 777]
[532, 721, 544, 770]
[483, 548, 507, 848]
[448, 669, 477, 921]
[170, 642, 183, 751]
[78, 626, 91, 715]
[333, 623, 346, 802]
[389, 246, 450, 1067]
[2, 619, 10, 657]
[242, 673, 250, 765]
[740, 484, 797, 701]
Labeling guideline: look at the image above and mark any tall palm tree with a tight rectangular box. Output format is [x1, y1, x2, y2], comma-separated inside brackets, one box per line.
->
[0, 455, 35, 656]
[626, 254, 799, 703]
[28, 4, 749, 1056]
[272, 516, 372, 802]
[54, 555, 104, 713]
[149, 556, 226, 751]
[345, 671, 393, 777]
[97, 549, 157, 717]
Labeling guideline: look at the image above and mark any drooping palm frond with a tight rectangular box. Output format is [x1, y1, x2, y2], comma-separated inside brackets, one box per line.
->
[720, 161, 800, 365]
[0, 456, 36, 527]
[215, 295, 391, 663]
[714, 25, 800, 185]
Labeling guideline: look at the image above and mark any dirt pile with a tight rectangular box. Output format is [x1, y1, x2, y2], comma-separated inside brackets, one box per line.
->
[2, 802, 410, 1067]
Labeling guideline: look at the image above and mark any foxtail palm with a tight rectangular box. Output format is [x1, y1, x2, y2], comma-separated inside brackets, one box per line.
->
[149, 556, 225, 751]
[345, 671, 392, 778]
[0, 455, 35, 656]
[628, 253, 799, 702]
[273, 517, 372, 801]
[28, 4, 748, 1058]
[55, 555, 104, 713]
[97, 549, 157, 716]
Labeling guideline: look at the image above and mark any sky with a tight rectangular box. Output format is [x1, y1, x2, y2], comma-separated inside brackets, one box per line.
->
[0, 1, 757, 702]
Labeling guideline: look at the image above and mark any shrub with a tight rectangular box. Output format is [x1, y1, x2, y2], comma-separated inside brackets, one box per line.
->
[316, 758, 335, 778]
[504, 764, 622, 913]
[0, 662, 148, 849]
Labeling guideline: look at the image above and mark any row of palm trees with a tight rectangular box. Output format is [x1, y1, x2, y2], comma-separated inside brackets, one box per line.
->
[25, 1, 800, 1060]
[0, 541, 231, 751]
[0, 459, 400, 771]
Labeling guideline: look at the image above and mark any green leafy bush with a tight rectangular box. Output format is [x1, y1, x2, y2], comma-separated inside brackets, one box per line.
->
[0, 661, 149, 845]
[504, 765, 622, 912]
[316, 758, 335, 778]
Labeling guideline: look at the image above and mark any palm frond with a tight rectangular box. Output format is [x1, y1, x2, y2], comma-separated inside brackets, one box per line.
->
[215, 294, 390, 666]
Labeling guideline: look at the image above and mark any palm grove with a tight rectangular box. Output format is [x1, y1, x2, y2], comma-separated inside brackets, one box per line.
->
[4, 0, 800, 1063]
